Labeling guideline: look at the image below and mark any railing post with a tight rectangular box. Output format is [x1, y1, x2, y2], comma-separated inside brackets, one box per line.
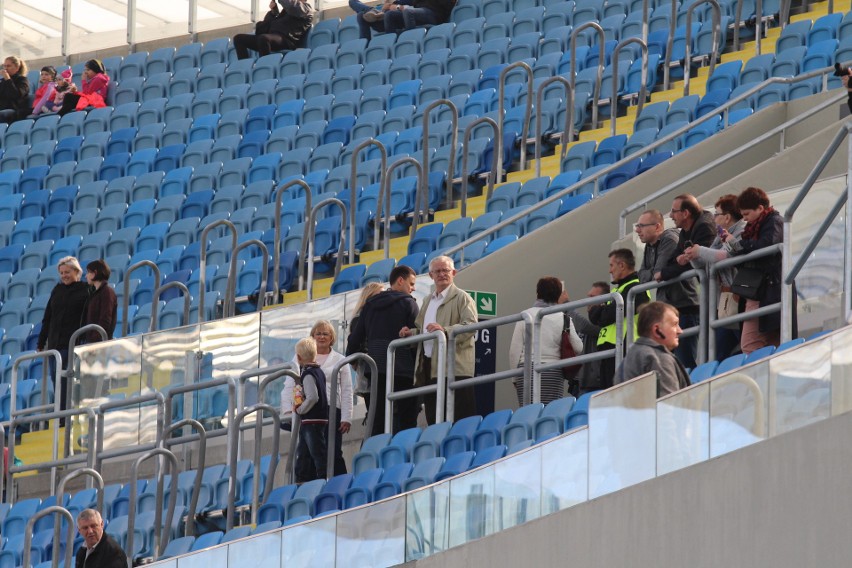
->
[534, 76, 572, 177]
[57, 468, 105, 560]
[23, 506, 75, 568]
[569, 22, 606, 142]
[122, 260, 161, 337]
[152, 282, 191, 330]
[126, 448, 179, 565]
[497, 61, 533, 174]
[227, 404, 280, 530]
[379, 157, 424, 259]
[348, 138, 387, 254]
[611, 37, 649, 137]
[161, 419, 206, 537]
[233, 239, 269, 313]
[460, 117, 499, 219]
[327, 354, 377, 476]
[199, 219, 237, 319]
[421, 99, 458, 210]
[272, 179, 311, 303]
[386, 332, 446, 430]
[305, 198, 347, 300]
[683, 0, 720, 96]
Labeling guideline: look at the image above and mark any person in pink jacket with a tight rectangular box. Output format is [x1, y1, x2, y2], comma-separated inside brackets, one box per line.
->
[59, 59, 109, 115]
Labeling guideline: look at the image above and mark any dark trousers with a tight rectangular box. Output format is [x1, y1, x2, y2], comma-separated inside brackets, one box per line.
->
[597, 345, 616, 391]
[420, 356, 476, 424]
[234, 33, 292, 59]
[295, 422, 327, 483]
[47, 348, 69, 412]
[329, 408, 347, 476]
[673, 312, 700, 369]
[714, 326, 742, 362]
[368, 373, 418, 436]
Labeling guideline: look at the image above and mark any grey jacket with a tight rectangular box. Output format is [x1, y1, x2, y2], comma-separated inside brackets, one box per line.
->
[614, 337, 690, 398]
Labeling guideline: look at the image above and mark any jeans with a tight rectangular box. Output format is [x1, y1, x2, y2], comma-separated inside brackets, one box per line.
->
[355, 2, 442, 39]
[673, 312, 700, 369]
[714, 326, 741, 362]
[295, 422, 327, 483]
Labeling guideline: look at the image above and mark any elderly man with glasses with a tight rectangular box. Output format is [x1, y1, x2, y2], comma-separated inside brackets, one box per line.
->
[401, 255, 478, 423]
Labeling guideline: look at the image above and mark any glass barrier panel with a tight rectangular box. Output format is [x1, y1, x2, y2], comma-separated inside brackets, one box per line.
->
[831, 327, 852, 415]
[770, 338, 831, 435]
[405, 482, 450, 562]
[448, 462, 495, 548]
[336, 498, 406, 567]
[281, 515, 337, 565]
[177, 544, 228, 567]
[227, 531, 281, 565]
[709, 360, 768, 458]
[142, 324, 201, 390]
[541, 427, 589, 515]
[588, 372, 657, 499]
[259, 295, 347, 368]
[494, 446, 542, 532]
[657, 381, 710, 476]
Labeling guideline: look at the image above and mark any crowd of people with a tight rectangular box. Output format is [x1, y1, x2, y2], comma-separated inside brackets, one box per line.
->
[0, 56, 110, 124]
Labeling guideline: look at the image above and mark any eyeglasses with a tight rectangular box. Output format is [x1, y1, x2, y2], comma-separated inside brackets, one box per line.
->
[634, 222, 656, 229]
[313, 332, 331, 337]
[713, 211, 725, 217]
[670, 208, 684, 214]
[430, 269, 452, 275]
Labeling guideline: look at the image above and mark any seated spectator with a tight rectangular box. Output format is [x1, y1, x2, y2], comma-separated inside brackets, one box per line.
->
[42, 68, 74, 115]
[59, 59, 109, 115]
[30, 65, 57, 116]
[234, 0, 314, 60]
[352, 0, 454, 40]
[615, 301, 691, 398]
[0, 55, 31, 123]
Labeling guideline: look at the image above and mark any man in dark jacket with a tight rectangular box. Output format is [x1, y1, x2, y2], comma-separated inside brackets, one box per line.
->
[346, 265, 419, 435]
[234, 0, 313, 60]
[653, 194, 716, 368]
[353, 0, 454, 40]
[75, 509, 128, 568]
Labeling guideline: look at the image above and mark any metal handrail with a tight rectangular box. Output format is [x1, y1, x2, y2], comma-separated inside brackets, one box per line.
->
[348, 139, 387, 252]
[682, 0, 721, 97]
[57, 468, 105, 561]
[231, 238, 269, 313]
[568, 21, 606, 142]
[408, 157, 430, 239]
[625, 269, 707, 364]
[126, 448, 179, 565]
[662, 0, 679, 89]
[733, 0, 765, 55]
[460, 117, 499, 218]
[161, 418, 206, 537]
[273, 178, 311, 302]
[611, 37, 649, 137]
[618, 80, 847, 237]
[199, 219, 237, 319]
[161, 378, 237, 455]
[497, 61, 532, 174]
[94, 392, 165, 471]
[252, 368, 299, 488]
[22, 506, 75, 568]
[227, 403, 280, 530]
[122, 260, 161, 337]
[446, 312, 532, 418]
[708, 243, 784, 359]
[421, 99, 458, 210]
[386, 331, 447, 432]
[533, 294, 625, 402]
[534, 76, 572, 177]
[376, 156, 424, 259]
[305, 197, 347, 300]
[153, 281, 190, 330]
[328, 353, 378, 478]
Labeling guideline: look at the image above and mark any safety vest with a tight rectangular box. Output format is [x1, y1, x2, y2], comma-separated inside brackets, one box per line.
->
[597, 277, 648, 346]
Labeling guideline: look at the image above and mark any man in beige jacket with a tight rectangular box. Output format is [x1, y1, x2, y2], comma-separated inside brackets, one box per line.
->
[401, 255, 478, 423]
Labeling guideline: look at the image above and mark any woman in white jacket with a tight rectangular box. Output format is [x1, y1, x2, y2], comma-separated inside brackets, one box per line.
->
[509, 277, 583, 405]
[282, 320, 353, 475]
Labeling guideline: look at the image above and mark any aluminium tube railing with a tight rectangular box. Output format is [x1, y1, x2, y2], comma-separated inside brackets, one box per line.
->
[782, 122, 852, 338]
[273, 178, 311, 301]
[708, 244, 784, 360]
[610, 37, 649, 138]
[6, 406, 97, 506]
[497, 61, 533, 174]
[682, 0, 721, 97]
[161, 418, 206, 537]
[327, 353, 378, 479]
[349, 138, 388, 253]
[227, 403, 280, 530]
[22, 506, 74, 568]
[386, 331, 447, 433]
[624, 269, 708, 364]
[733, 0, 765, 55]
[126, 448, 179, 566]
[534, 75, 572, 177]
[662, 0, 680, 90]
[122, 260, 161, 337]
[408, 157, 430, 239]
[56, 468, 105, 559]
[618, 77, 847, 237]
[460, 117, 499, 219]
[445, 312, 532, 420]
[305, 197, 347, 300]
[533, 294, 625, 403]
[568, 22, 606, 142]
[375, 156, 424, 259]
[232, 239, 269, 312]
[199, 219, 238, 318]
[94, 392, 165, 472]
[421, 99, 458, 209]
[162, 378, 237, 462]
[254, 368, 299, 490]
[153, 281, 191, 330]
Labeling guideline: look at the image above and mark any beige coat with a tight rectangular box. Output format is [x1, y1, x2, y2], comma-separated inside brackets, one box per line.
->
[413, 283, 478, 385]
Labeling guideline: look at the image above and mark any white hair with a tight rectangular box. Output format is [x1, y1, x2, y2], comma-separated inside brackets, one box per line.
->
[57, 256, 82, 275]
[429, 255, 455, 271]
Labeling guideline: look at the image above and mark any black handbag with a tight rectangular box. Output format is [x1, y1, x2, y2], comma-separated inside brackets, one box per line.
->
[731, 266, 767, 300]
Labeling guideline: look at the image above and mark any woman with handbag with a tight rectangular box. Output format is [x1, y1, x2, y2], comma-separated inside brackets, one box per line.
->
[682, 194, 747, 360]
[509, 277, 583, 405]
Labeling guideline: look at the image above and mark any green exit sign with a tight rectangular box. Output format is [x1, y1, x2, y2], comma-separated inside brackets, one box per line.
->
[467, 290, 497, 317]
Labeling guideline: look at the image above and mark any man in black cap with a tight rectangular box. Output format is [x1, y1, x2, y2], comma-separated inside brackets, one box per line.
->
[234, 0, 314, 59]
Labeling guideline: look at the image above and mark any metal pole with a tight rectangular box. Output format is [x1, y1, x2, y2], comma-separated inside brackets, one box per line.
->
[305, 198, 347, 300]
[497, 61, 532, 174]
[349, 139, 387, 254]
[460, 117, 499, 219]
[273, 179, 311, 303]
[199, 220, 237, 321]
[420, 99, 458, 210]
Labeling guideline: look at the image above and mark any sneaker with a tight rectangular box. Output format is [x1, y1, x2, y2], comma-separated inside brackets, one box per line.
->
[362, 8, 384, 22]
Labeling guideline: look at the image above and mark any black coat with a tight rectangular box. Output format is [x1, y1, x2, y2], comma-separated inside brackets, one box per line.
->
[660, 210, 716, 310]
[256, 0, 313, 49]
[38, 281, 89, 352]
[83, 284, 118, 343]
[346, 290, 419, 376]
[75, 533, 128, 568]
[0, 74, 31, 120]
[732, 209, 784, 332]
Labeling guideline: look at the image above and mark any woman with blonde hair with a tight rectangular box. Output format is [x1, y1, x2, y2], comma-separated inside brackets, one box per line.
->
[0, 56, 30, 122]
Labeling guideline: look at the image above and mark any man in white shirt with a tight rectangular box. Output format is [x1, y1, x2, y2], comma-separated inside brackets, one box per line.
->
[401, 256, 478, 422]
[75, 509, 127, 568]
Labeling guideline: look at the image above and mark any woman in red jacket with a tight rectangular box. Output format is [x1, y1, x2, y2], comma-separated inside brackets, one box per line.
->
[59, 59, 110, 115]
